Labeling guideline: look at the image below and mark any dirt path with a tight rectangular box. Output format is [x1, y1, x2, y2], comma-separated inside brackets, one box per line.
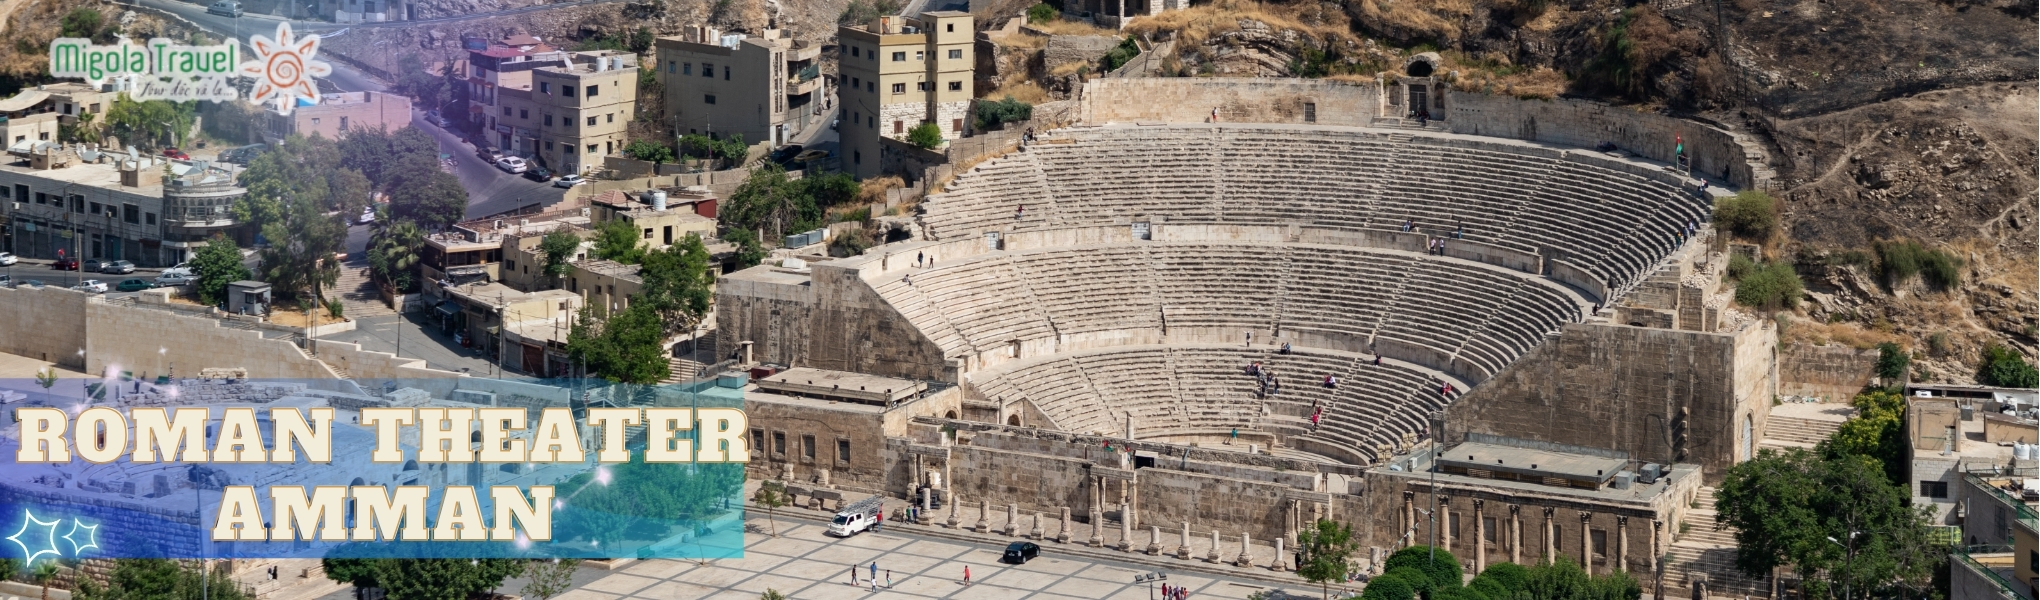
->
[0, 0, 33, 35]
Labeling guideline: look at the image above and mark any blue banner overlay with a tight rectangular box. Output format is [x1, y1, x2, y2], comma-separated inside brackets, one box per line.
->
[0, 376, 747, 561]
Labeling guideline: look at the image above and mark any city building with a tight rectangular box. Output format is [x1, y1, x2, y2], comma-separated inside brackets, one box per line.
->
[527, 50, 639, 175]
[836, 12, 974, 178]
[465, 46, 570, 148]
[317, 0, 410, 22]
[654, 26, 826, 148]
[1949, 461, 2037, 600]
[1907, 383, 2039, 525]
[0, 142, 243, 266]
[438, 280, 582, 372]
[0, 82, 115, 148]
[264, 91, 414, 143]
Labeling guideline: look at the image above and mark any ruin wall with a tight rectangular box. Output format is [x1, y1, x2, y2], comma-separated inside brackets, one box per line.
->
[1080, 78, 1383, 126]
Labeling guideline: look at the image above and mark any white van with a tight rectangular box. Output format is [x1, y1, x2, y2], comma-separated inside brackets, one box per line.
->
[825, 497, 884, 537]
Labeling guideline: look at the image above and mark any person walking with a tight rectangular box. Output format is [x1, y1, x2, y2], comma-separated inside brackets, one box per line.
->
[886, 569, 893, 588]
[849, 565, 858, 585]
[964, 565, 972, 586]
[870, 562, 878, 582]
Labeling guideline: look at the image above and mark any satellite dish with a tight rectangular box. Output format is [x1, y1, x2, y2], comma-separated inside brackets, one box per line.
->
[32, 142, 50, 153]
[170, 164, 196, 176]
[199, 175, 217, 184]
[126, 146, 139, 162]
[79, 149, 101, 162]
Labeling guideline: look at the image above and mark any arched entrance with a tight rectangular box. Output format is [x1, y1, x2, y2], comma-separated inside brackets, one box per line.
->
[1007, 415, 1021, 426]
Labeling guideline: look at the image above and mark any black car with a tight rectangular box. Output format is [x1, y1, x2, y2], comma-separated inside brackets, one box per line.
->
[1001, 541, 1039, 564]
[524, 166, 553, 181]
[770, 144, 805, 165]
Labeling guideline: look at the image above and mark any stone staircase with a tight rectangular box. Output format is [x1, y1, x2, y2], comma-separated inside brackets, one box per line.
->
[1667, 486, 1774, 597]
[1759, 413, 1847, 450]
[334, 259, 394, 319]
[1370, 116, 1449, 132]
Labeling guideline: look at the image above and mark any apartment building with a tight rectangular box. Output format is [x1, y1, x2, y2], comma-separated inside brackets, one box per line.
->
[0, 82, 113, 148]
[837, 11, 974, 179]
[0, 143, 244, 267]
[465, 45, 569, 148]
[264, 91, 413, 143]
[527, 51, 639, 175]
[653, 26, 825, 148]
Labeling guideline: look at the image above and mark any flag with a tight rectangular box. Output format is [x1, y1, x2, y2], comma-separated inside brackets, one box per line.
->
[1675, 134, 1684, 156]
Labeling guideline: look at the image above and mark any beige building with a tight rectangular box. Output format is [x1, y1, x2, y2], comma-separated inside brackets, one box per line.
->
[1, 113, 58, 148]
[654, 26, 826, 148]
[265, 91, 413, 143]
[837, 12, 974, 178]
[0, 82, 113, 149]
[528, 51, 639, 175]
[466, 45, 568, 151]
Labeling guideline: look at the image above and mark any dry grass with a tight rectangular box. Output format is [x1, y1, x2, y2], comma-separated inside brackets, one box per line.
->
[1125, 0, 1359, 51]
[991, 31, 1048, 50]
[1345, 0, 1474, 41]
[268, 309, 350, 329]
[988, 81, 1051, 105]
[1781, 317, 1905, 350]
[858, 176, 905, 205]
[1048, 61, 1088, 77]
[1026, 19, 1119, 36]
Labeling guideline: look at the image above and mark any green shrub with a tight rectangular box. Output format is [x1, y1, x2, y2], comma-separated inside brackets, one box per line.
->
[1712, 190, 1777, 241]
[1875, 342, 1909, 386]
[906, 122, 945, 150]
[1874, 239, 1962, 290]
[1431, 586, 1489, 600]
[1386, 566, 1436, 596]
[1928, 332, 1952, 357]
[1978, 343, 2038, 389]
[1384, 546, 1463, 590]
[1475, 563, 1530, 594]
[1732, 260, 1802, 311]
[1724, 253, 1755, 282]
[974, 96, 1034, 131]
[837, 0, 903, 25]
[1360, 573, 1418, 600]
[1026, 2, 1058, 23]
[1100, 36, 1142, 72]
[1468, 575, 1509, 600]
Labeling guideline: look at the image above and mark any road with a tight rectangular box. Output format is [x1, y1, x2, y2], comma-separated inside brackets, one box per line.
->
[128, 0, 562, 220]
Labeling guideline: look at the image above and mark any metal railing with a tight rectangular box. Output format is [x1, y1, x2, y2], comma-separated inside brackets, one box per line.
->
[1965, 472, 2040, 531]
[1952, 544, 2035, 600]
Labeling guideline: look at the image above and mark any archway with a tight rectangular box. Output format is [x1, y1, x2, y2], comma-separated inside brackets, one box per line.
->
[944, 410, 959, 419]
[1007, 415, 1021, 426]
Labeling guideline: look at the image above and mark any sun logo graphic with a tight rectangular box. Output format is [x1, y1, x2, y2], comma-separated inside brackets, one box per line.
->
[238, 22, 331, 112]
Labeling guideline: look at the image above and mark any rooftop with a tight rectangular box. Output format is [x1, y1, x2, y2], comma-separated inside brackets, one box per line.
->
[444, 281, 580, 310]
[755, 367, 926, 406]
[1434, 441, 1632, 485]
[576, 259, 642, 284]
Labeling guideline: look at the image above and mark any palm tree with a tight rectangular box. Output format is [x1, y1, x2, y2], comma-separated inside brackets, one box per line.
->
[753, 481, 787, 537]
[368, 218, 425, 292]
[758, 590, 786, 600]
[32, 561, 60, 600]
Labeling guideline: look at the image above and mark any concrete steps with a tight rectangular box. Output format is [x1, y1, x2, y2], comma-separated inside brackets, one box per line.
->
[334, 260, 395, 318]
[1764, 414, 1846, 447]
[1666, 486, 1773, 597]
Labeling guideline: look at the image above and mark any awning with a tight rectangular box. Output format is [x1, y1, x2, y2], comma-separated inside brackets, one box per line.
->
[0, 90, 50, 113]
[434, 300, 460, 316]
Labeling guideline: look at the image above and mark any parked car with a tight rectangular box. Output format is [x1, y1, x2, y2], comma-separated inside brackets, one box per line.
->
[0, 275, 10, 287]
[769, 144, 805, 165]
[115, 279, 154, 292]
[1001, 542, 1040, 564]
[359, 206, 377, 225]
[162, 147, 191, 160]
[21, 280, 45, 289]
[206, 1, 243, 16]
[552, 174, 585, 188]
[75, 280, 108, 293]
[154, 272, 195, 287]
[101, 260, 135, 274]
[495, 156, 528, 174]
[82, 259, 106, 273]
[523, 166, 553, 181]
[478, 148, 502, 162]
[0, 252, 15, 266]
[52, 257, 77, 271]
[160, 262, 192, 277]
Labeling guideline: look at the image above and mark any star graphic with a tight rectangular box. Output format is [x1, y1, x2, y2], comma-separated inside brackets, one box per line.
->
[237, 22, 332, 111]
[62, 519, 98, 556]
[6, 510, 61, 564]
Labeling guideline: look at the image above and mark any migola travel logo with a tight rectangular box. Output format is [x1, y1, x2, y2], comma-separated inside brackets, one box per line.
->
[49, 22, 329, 109]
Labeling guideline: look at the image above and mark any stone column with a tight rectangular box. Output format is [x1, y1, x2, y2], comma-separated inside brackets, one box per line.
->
[975, 501, 990, 533]
[1438, 497, 1452, 552]
[1650, 519, 1663, 575]
[1578, 511, 1593, 574]
[919, 488, 934, 525]
[1509, 504, 1523, 565]
[1030, 511, 1044, 540]
[945, 492, 961, 528]
[1088, 477, 1106, 547]
[1005, 504, 1020, 536]
[1235, 531, 1254, 567]
[1401, 491, 1416, 548]
[1473, 498, 1487, 574]
[1177, 522, 1192, 559]
[1146, 526, 1162, 555]
[1543, 506, 1556, 564]
[1287, 499, 1301, 546]
[1206, 531, 1221, 563]
[1056, 507, 1072, 543]
[1118, 503, 1134, 551]
[1272, 537, 1286, 572]
[1616, 515, 1629, 574]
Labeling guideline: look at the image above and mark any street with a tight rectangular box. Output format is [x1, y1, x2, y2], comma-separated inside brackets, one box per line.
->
[317, 311, 515, 377]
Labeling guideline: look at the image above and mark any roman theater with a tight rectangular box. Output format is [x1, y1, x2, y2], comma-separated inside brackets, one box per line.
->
[719, 74, 1830, 594]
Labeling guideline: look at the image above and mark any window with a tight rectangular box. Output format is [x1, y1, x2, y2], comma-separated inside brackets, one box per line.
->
[704, 94, 717, 105]
[702, 64, 714, 78]
[771, 431, 785, 456]
[892, 83, 906, 94]
[684, 63, 693, 75]
[311, 117, 321, 125]
[641, 228, 653, 239]
[851, 46, 859, 57]
[565, 145, 575, 154]
[545, 141, 554, 151]
[916, 81, 928, 92]
[836, 439, 850, 463]
[946, 23, 954, 32]
[948, 81, 962, 91]
[867, 82, 875, 92]
[915, 51, 925, 61]
[1449, 514, 1460, 539]
[952, 118, 963, 132]
[853, 150, 860, 164]
[145, 213, 156, 225]
[89, 202, 101, 215]
[586, 144, 597, 154]
[725, 69, 730, 81]
[545, 114, 554, 126]
[1483, 517, 1498, 543]
[586, 116, 597, 126]
[1590, 530, 1607, 558]
[1304, 102, 1317, 123]
[1553, 525, 1563, 550]
[891, 52, 906, 61]
[801, 435, 815, 460]
[606, 113, 614, 123]
[851, 76, 860, 87]
[1920, 480, 1949, 498]
[123, 204, 138, 224]
[586, 84, 598, 97]
[667, 60, 675, 73]
[949, 49, 962, 59]
[520, 109, 528, 119]
[562, 85, 575, 97]
[751, 429, 764, 454]
[501, 106, 511, 116]
[540, 82, 550, 94]
[893, 121, 903, 134]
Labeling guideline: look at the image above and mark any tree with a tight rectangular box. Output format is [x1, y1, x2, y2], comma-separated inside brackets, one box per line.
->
[538, 230, 584, 288]
[637, 234, 716, 339]
[906, 122, 945, 150]
[34, 367, 57, 391]
[372, 559, 522, 600]
[1977, 343, 2038, 388]
[103, 96, 197, 150]
[31, 561, 58, 600]
[76, 559, 251, 600]
[1297, 519, 1360, 600]
[1730, 259, 1801, 311]
[720, 165, 859, 243]
[722, 229, 766, 270]
[236, 134, 373, 228]
[591, 219, 648, 264]
[520, 559, 580, 600]
[837, 0, 903, 25]
[384, 159, 469, 231]
[678, 134, 748, 168]
[624, 140, 676, 164]
[192, 234, 252, 306]
[259, 191, 348, 303]
[974, 96, 1034, 131]
[368, 217, 426, 292]
[754, 480, 788, 537]
[566, 304, 670, 385]
[1385, 566, 1436, 598]
[1822, 389, 1909, 486]
[1712, 190, 1777, 241]
[393, 54, 452, 109]
[1384, 545, 1463, 591]
[1025, 2, 1058, 23]
[322, 555, 381, 590]
[1713, 448, 1940, 599]
[1473, 562, 1530, 596]
[1874, 342, 1909, 388]
[60, 8, 116, 42]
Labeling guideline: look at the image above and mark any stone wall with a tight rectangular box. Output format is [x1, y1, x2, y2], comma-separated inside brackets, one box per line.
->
[715, 261, 959, 382]
[1080, 79, 1382, 126]
[1445, 321, 1779, 483]
[1776, 342, 1878, 401]
[1043, 35, 1120, 71]
[82, 301, 346, 385]
[0, 286, 89, 368]
[1444, 92, 1769, 189]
